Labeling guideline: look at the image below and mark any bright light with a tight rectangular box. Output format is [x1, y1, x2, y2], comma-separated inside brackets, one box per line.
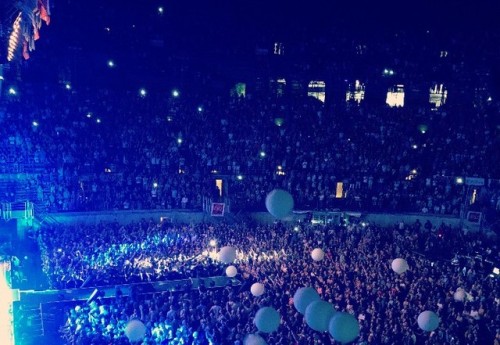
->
[153, 182, 158, 188]
[383, 68, 395, 76]
[293, 226, 299, 232]
[346, 80, 365, 104]
[493, 267, 499, 275]
[8, 88, 16, 95]
[411, 169, 417, 175]
[158, 6, 164, 14]
[211, 169, 218, 174]
[107, 60, 114, 67]
[455, 177, 464, 185]
[197, 106, 203, 112]
[172, 89, 180, 97]
[65, 83, 71, 90]
[236, 175, 244, 181]
[86, 112, 92, 118]
[139, 88, 147, 97]
[177, 138, 183, 144]
[307, 80, 326, 103]
[32, 121, 39, 127]
[167, 116, 173, 122]
[96, 118, 101, 124]
[386, 85, 405, 107]
[209, 239, 217, 247]
[0, 262, 14, 345]
[412, 144, 418, 149]
[259, 151, 266, 158]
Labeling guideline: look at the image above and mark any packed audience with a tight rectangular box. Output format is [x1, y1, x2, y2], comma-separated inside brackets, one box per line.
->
[1, 83, 499, 218]
[31, 219, 500, 345]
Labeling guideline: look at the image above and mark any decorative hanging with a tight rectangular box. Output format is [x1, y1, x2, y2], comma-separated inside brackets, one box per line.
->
[7, 0, 51, 61]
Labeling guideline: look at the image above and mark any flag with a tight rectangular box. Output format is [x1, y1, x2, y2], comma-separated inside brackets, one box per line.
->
[22, 40, 30, 60]
[38, 0, 51, 25]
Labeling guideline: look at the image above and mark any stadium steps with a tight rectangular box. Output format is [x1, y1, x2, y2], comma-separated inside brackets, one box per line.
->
[14, 304, 44, 340]
[40, 303, 67, 338]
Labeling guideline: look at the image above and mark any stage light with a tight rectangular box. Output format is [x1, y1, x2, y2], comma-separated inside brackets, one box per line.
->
[236, 175, 243, 181]
[96, 118, 101, 124]
[259, 151, 266, 158]
[32, 121, 39, 127]
[172, 89, 179, 97]
[177, 138, 183, 144]
[0, 262, 14, 345]
[153, 182, 158, 188]
[455, 177, 464, 185]
[209, 239, 217, 247]
[8, 88, 16, 95]
[86, 112, 92, 118]
[65, 83, 71, 90]
[158, 7, 164, 14]
[197, 106, 203, 112]
[139, 88, 147, 97]
[107, 60, 114, 68]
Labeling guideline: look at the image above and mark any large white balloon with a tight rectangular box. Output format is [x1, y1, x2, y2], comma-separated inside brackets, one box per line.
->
[453, 288, 466, 302]
[250, 283, 265, 297]
[391, 258, 409, 274]
[265, 189, 294, 219]
[254, 307, 280, 333]
[226, 265, 238, 278]
[243, 333, 268, 345]
[305, 300, 336, 332]
[328, 312, 360, 343]
[293, 287, 321, 314]
[311, 248, 325, 261]
[124, 319, 147, 342]
[417, 311, 440, 332]
[218, 246, 237, 264]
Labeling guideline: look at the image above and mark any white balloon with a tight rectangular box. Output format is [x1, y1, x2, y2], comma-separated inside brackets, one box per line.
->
[124, 319, 147, 342]
[250, 283, 265, 297]
[225, 265, 238, 278]
[293, 287, 321, 314]
[305, 300, 336, 332]
[328, 312, 360, 343]
[243, 333, 268, 345]
[453, 289, 466, 302]
[391, 258, 409, 274]
[311, 248, 325, 261]
[254, 307, 280, 333]
[417, 310, 440, 332]
[218, 246, 237, 264]
[265, 189, 294, 219]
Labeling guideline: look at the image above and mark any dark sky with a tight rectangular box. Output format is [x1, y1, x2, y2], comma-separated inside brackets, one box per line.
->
[4, 0, 500, 87]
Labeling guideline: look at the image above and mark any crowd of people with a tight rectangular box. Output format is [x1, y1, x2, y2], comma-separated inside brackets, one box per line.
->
[1, 82, 499, 218]
[26, 218, 500, 344]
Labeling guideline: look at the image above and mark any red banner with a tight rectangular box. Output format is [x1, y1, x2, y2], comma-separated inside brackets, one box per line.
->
[211, 203, 225, 217]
